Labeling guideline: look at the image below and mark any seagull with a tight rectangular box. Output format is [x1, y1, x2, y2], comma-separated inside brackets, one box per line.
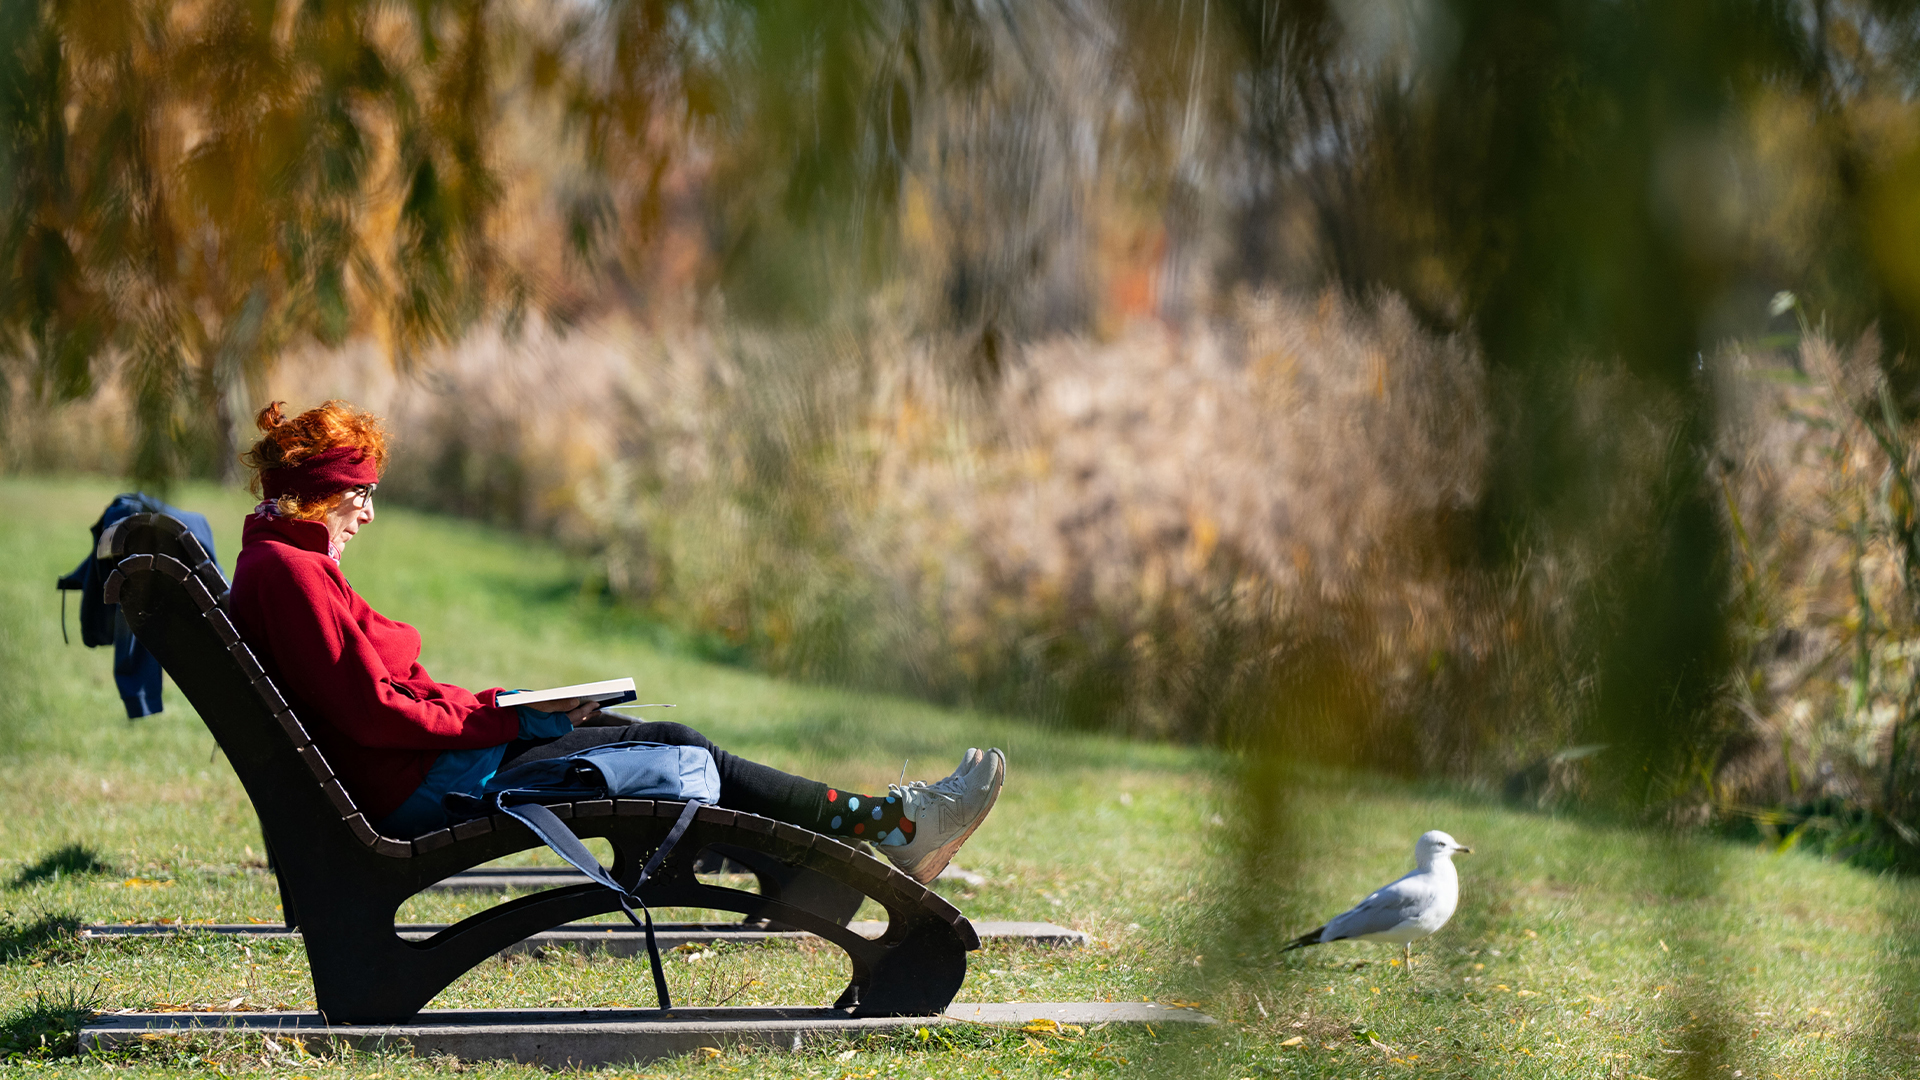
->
[1281, 830, 1472, 969]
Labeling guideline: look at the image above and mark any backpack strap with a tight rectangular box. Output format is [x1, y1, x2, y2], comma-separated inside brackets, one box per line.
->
[492, 798, 703, 1010]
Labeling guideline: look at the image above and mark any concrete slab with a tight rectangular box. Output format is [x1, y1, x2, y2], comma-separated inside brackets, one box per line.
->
[948, 922, 1089, 948]
[82, 920, 1090, 951]
[427, 867, 587, 892]
[82, 922, 798, 952]
[79, 1002, 1212, 1066]
[433, 862, 993, 890]
[944, 1001, 1216, 1024]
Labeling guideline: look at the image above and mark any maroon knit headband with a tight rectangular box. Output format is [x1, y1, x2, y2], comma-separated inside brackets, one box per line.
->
[261, 445, 380, 502]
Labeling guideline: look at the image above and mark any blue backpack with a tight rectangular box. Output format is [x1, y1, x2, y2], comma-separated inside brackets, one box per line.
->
[449, 741, 720, 813]
[443, 741, 720, 1009]
[57, 494, 219, 718]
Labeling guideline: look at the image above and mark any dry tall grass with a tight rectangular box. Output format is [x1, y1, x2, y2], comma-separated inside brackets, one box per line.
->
[1716, 330, 1920, 860]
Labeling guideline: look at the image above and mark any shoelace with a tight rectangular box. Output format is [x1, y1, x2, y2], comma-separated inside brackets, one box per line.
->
[891, 781, 955, 803]
[890, 766, 972, 804]
[889, 758, 928, 803]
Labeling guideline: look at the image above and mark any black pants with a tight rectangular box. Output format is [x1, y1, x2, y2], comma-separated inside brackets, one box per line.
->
[499, 721, 828, 828]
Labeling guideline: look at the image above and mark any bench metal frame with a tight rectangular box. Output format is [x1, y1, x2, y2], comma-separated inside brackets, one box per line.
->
[104, 514, 976, 1024]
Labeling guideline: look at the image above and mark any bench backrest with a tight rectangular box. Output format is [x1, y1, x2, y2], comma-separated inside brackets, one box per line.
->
[106, 513, 415, 857]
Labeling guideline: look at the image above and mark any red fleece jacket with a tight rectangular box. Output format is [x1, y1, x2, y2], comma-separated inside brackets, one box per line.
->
[228, 513, 521, 821]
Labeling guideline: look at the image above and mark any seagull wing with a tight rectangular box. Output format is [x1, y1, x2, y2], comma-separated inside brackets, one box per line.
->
[1316, 871, 1435, 943]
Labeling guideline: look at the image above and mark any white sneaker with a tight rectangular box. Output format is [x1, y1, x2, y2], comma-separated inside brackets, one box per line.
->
[879, 748, 1005, 884]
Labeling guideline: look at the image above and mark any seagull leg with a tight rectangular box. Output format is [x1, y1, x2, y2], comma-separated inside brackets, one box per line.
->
[1403, 943, 1412, 972]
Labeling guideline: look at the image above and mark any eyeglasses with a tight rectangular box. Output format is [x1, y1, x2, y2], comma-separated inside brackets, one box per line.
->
[346, 483, 378, 508]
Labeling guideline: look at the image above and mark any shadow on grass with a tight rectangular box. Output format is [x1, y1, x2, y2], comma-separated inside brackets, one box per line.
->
[9, 844, 113, 889]
[0, 986, 99, 1061]
[0, 913, 83, 963]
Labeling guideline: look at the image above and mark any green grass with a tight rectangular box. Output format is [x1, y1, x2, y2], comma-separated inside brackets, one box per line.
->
[1, 473, 1918, 1077]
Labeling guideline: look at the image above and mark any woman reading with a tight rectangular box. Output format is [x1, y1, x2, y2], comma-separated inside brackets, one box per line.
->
[227, 400, 1003, 884]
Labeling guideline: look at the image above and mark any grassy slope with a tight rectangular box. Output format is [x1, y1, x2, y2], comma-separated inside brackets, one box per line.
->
[0, 474, 1915, 1078]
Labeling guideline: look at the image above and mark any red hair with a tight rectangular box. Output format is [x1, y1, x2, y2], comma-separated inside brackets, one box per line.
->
[240, 401, 391, 520]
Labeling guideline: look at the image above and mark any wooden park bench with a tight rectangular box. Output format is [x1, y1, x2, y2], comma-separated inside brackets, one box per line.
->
[102, 513, 978, 1024]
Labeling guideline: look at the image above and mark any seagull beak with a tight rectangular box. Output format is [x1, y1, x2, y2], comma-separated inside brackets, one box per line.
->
[1457, 845, 1473, 854]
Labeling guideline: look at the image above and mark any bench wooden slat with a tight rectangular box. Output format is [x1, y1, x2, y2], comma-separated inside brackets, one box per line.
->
[295, 745, 333, 781]
[320, 778, 358, 817]
[229, 643, 265, 679]
[924, 893, 965, 927]
[847, 857, 896, 893]
[251, 677, 288, 712]
[451, 817, 493, 840]
[815, 838, 857, 863]
[177, 532, 210, 566]
[270, 709, 311, 747]
[180, 575, 216, 611]
[411, 829, 456, 855]
[206, 608, 242, 645]
[343, 813, 379, 845]
[772, 821, 818, 850]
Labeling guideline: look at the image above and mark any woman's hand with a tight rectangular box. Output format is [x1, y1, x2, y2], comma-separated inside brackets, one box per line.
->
[515, 696, 620, 726]
[575, 707, 631, 728]
[520, 696, 585, 713]
[516, 697, 603, 725]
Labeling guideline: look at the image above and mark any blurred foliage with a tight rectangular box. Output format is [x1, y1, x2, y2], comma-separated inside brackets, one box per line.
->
[1192, 0, 1920, 819]
[0, 0, 511, 476]
[9, 0, 1920, 817]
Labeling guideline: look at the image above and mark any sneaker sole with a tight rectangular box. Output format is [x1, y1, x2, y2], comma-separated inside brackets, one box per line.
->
[897, 751, 1004, 885]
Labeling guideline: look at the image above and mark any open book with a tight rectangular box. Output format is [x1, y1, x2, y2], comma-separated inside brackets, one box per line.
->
[496, 678, 638, 710]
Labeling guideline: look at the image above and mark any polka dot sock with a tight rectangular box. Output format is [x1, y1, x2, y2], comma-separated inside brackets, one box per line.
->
[815, 787, 913, 846]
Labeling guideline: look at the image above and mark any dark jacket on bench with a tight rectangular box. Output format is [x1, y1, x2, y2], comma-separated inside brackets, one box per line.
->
[229, 513, 521, 820]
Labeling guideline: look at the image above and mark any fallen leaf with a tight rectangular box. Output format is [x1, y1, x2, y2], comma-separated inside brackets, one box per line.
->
[1279, 1035, 1304, 1047]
